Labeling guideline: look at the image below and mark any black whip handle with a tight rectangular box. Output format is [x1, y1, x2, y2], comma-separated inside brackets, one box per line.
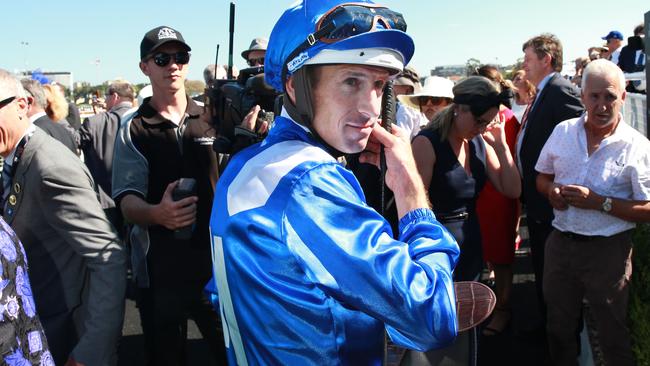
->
[379, 81, 395, 216]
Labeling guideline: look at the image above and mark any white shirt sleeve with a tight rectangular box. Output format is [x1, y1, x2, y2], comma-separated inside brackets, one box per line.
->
[535, 125, 560, 175]
[396, 103, 428, 141]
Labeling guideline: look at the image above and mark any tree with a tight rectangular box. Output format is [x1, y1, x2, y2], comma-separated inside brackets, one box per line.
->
[73, 82, 106, 104]
[466, 58, 481, 76]
[185, 80, 206, 97]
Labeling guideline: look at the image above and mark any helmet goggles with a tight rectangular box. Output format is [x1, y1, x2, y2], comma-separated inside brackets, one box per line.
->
[283, 3, 407, 81]
[315, 3, 406, 44]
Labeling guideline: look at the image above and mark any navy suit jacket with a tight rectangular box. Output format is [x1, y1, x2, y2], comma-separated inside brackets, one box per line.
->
[519, 73, 584, 222]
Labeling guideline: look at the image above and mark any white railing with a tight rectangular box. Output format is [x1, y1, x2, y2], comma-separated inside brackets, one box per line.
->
[623, 72, 647, 137]
[624, 92, 647, 137]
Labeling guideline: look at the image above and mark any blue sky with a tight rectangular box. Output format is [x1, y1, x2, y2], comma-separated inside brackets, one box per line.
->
[4, 0, 649, 85]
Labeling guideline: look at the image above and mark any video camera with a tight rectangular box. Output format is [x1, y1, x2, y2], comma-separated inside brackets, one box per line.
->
[205, 66, 282, 154]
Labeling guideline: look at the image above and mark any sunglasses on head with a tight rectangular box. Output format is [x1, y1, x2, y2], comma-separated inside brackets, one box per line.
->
[150, 51, 191, 67]
[418, 96, 448, 106]
[0, 96, 16, 109]
[247, 57, 265, 67]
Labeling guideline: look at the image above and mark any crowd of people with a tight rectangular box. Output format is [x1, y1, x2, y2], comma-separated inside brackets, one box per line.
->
[0, 0, 649, 365]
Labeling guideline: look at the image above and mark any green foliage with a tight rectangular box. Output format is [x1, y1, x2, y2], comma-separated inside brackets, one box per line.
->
[73, 82, 106, 102]
[630, 223, 650, 365]
[465, 58, 481, 76]
[185, 79, 206, 97]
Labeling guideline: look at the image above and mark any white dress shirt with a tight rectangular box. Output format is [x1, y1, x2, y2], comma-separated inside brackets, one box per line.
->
[535, 114, 650, 236]
[610, 46, 623, 65]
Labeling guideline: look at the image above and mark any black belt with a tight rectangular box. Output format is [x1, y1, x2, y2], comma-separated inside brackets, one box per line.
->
[437, 211, 469, 222]
[558, 230, 605, 242]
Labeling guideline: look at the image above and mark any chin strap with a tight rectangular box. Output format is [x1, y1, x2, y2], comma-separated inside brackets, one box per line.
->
[283, 67, 345, 158]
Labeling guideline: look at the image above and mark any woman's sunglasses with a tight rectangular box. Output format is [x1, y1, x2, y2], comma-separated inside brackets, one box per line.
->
[418, 96, 448, 106]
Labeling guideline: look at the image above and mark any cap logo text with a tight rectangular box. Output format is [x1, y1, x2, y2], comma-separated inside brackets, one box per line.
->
[287, 52, 309, 73]
[157, 27, 178, 40]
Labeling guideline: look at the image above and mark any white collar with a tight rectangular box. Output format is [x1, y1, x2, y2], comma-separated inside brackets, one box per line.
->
[28, 111, 47, 123]
[280, 106, 310, 133]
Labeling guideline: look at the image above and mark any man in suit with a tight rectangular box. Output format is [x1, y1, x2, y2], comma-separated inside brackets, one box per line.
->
[516, 33, 584, 335]
[0, 69, 126, 366]
[80, 81, 135, 237]
[20, 79, 77, 154]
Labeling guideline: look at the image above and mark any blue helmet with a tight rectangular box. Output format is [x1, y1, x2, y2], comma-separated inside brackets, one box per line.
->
[265, 0, 415, 91]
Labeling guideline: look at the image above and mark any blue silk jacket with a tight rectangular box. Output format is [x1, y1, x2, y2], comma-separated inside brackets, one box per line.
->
[209, 115, 460, 365]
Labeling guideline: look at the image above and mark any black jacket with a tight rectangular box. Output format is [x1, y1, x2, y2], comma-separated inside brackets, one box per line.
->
[79, 102, 133, 209]
[520, 73, 584, 222]
[33, 115, 77, 154]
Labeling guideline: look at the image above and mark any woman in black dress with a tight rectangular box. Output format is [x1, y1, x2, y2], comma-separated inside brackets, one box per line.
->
[403, 76, 520, 366]
[412, 76, 520, 281]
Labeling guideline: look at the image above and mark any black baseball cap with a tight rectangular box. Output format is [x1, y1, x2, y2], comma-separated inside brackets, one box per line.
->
[140, 26, 191, 60]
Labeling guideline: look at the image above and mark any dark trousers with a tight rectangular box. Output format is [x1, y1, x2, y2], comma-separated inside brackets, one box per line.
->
[544, 229, 635, 366]
[104, 207, 125, 240]
[526, 218, 553, 325]
[137, 283, 227, 366]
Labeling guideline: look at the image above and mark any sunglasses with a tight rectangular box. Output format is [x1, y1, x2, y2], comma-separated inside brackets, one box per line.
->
[150, 51, 191, 67]
[247, 57, 265, 67]
[418, 96, 448, 106]
[0, 96, 16, 109]
[475, 116, 493, 128]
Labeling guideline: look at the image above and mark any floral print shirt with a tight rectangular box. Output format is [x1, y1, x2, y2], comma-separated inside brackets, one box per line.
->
[0, 217, 53, 366]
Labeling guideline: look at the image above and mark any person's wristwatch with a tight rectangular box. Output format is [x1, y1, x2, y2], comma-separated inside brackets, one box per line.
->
[601, 197, 613, 213]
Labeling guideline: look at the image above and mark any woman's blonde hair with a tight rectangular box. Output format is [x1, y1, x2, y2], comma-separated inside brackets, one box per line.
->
[423, 76, 499, 141]
[42, 84, 69, 122]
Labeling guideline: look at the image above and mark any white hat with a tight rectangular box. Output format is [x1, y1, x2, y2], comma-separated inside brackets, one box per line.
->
[137, 84, 153, 106]
[398, 76, 454, 109]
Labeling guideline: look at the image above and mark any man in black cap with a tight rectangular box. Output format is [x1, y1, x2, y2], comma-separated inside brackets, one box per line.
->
[112, 26, 226, 365]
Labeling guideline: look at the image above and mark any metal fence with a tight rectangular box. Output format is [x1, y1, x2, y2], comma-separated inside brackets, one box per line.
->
[624, 92, 647, 137]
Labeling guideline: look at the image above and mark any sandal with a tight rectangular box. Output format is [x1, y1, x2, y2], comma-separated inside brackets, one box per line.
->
[482, 308, 511, 336]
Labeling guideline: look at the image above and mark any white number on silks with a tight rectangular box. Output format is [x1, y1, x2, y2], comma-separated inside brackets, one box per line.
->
[210, 233, 249, 366]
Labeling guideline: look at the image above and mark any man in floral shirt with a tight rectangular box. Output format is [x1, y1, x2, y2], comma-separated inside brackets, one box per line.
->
[0, 216, 53, 366]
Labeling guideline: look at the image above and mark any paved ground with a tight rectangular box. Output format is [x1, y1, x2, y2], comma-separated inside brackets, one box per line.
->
[476, 243, 550, 366]
[117, 289, 218, 366]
